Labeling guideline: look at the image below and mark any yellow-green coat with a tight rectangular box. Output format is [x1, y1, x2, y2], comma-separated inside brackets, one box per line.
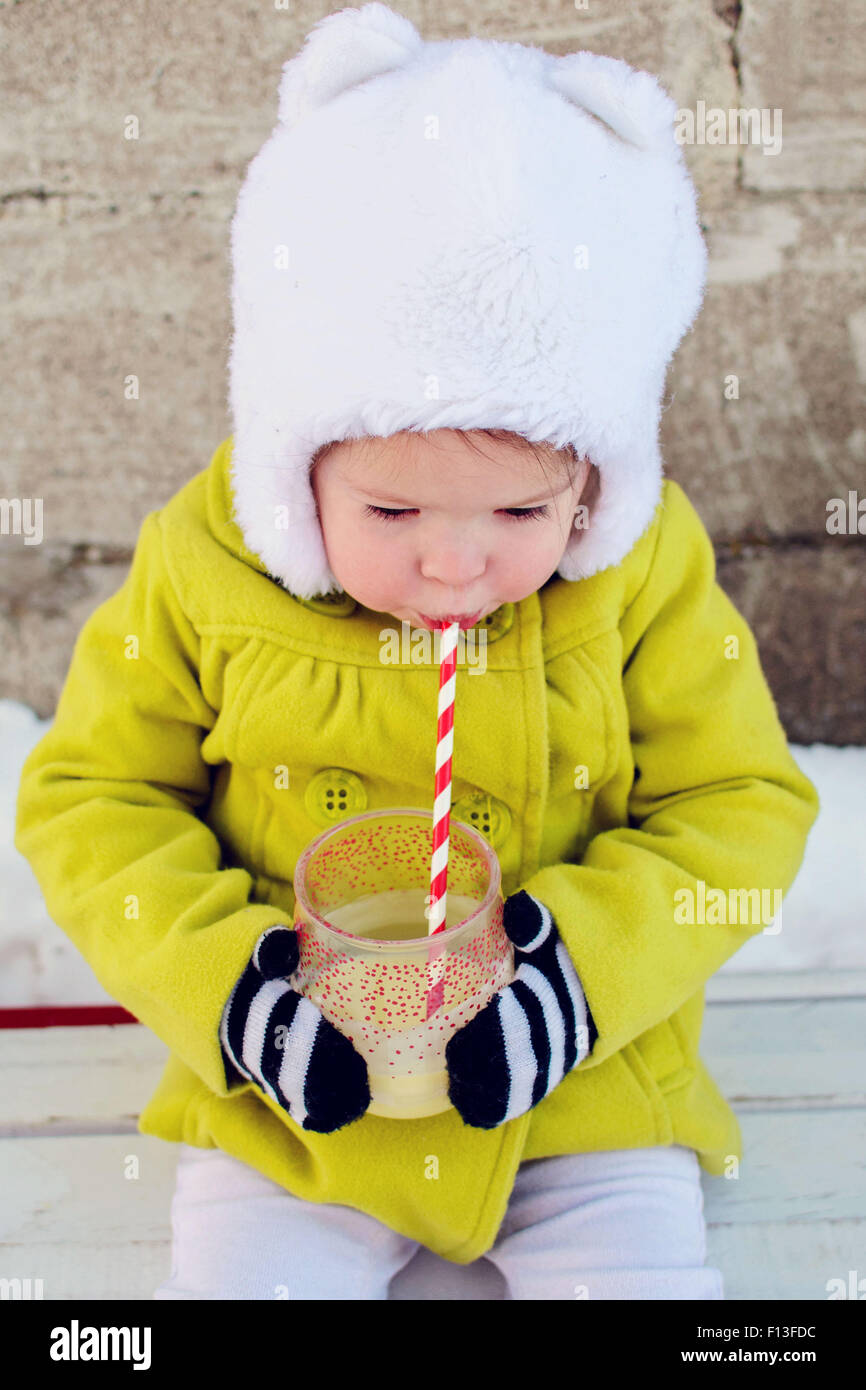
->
[15, 437, 819, 1264]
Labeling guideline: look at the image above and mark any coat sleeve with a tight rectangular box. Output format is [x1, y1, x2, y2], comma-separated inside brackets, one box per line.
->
[517, 480, 820, 1069]
[13, 510, 291, 1097]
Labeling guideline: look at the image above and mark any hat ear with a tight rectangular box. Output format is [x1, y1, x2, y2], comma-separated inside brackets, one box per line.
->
[278, 2, 423, 127]
[549, 51, 678, 153]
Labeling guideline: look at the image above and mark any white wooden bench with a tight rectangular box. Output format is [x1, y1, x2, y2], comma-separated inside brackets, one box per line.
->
[2, 969, 863, 1301]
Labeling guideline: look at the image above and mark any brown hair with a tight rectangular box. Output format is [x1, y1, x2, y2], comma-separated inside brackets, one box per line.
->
[312, 427, 587, 499]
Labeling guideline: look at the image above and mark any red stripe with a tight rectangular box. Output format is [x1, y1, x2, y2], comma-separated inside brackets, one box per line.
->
[433, 770, 451, 799]
[431, 799, 451, 844]
[427, 625, 457, 955]
[0, 1005, 139, 1029]
[425, 978, 445, 1016]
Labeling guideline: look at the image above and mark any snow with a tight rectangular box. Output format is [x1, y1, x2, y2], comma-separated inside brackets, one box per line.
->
[1, 698, 863, 1007]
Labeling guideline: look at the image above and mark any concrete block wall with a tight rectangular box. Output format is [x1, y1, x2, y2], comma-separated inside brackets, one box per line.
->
[1, 0, 863, 741]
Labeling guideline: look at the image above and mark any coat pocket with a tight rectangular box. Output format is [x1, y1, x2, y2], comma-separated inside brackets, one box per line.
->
[622, 1018, 699, 1148]
[632, 1016, 696, 1094]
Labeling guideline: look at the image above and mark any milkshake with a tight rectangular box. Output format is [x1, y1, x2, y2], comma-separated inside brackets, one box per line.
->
[311, 889, 512, 1118]
[291, 810, 513, 1120]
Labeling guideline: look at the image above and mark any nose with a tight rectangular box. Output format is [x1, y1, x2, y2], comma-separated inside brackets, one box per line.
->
[419, 541, 487, 593]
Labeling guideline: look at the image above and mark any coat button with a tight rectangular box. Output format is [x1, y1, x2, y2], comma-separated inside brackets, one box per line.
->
[305, 768, 368, 825]
[452, 791, 512, 849]
[294, 592, 358, 617]
[475, 603, 514, 642]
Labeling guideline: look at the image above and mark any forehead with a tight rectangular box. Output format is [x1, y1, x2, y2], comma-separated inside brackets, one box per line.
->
[315, 432, 576, 508]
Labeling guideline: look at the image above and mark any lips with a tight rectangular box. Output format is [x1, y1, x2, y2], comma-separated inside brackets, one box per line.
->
[418, 611, 483, 630]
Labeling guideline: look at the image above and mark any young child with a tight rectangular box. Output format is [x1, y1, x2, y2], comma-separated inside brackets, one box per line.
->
[15, 4, 819, 1301]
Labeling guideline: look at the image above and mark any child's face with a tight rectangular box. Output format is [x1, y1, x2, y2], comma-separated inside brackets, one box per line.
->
[310, 430, 592, 630]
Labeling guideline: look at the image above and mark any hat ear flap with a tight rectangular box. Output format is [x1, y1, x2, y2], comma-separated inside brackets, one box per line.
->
[278, 2, 423, 127]
[548, 51, 678, 153]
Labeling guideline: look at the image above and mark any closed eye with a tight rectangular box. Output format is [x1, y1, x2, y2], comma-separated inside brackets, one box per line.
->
[363, 504, 550, 522]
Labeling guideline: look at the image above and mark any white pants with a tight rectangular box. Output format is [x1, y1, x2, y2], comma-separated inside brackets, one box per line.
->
[153, 1141, 724, 1301]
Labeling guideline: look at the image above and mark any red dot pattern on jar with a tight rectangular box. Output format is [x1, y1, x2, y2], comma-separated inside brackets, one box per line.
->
[293, 816, 511, 1071]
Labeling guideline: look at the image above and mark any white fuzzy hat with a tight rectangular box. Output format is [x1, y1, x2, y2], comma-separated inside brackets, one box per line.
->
[228, 2, 707, 600]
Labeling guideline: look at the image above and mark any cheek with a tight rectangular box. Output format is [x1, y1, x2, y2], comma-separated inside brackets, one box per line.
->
[322, 518, 406, 600]
[498, 525, 567, 585]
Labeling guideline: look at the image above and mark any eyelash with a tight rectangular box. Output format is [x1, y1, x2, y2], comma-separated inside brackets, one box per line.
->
[363, 504, 550, 523]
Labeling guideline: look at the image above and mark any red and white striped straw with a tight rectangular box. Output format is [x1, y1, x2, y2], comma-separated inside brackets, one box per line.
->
[425, 620, 460, 1019]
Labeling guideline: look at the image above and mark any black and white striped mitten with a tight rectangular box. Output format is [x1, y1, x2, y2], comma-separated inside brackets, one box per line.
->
[219, 925, 371, 1133]
[445, 890, 598, 1129]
